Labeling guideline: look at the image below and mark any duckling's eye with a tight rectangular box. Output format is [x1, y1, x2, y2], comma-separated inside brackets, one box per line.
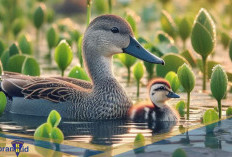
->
[111, 27, 119, 33]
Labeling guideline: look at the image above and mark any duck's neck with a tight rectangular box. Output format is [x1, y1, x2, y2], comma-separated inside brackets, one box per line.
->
[83, 48, 115, 86]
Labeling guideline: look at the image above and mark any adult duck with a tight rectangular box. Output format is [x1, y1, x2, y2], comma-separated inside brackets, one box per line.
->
[0, 15, 164, 120]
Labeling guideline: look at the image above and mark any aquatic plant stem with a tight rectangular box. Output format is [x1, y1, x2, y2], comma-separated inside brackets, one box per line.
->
[218, 100, 222, 119]
[86, 0, 92, 26]
[36, 29, 40, 58]
[127, 67, 131, 85]
[187, 92, 190, 120]
[108, 0, 112, 13]
[202, 57, 207, 91]
[136, 80, 140, 98]
[61, 70, 64, 77]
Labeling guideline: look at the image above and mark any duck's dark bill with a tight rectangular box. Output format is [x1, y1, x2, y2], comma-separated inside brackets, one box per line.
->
[122, 35, 165, 65]
[167, 91, 180, 98]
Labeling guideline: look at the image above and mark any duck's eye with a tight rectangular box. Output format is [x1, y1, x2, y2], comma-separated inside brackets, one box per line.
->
[111, 27, 119, 33]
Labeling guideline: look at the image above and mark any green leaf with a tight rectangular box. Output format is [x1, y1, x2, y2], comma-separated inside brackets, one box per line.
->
[50, 127, 64, 144]
[177, 63, 195, 93]
[22, 57, 40, 76]
[1, 50, 10, 70]
[18, 35, 33, 55]
[7, 54, 26, 73]
[9, 43, 20, 56]
[93, 0, 108, 14]
[46, 25, 58, 49]
[156, 53, 188, 77]
[69, 29, 81, 42]
[175, 101, 185, 117]
[210, 65, 228, 102]
[12, 18, 25, 37]
[161, 10, 177, 39]
[54, 40, 73, 73]
[33, 4, 45, 29]
[155, 31, 174, 44]
[203, 109, 219, 124]
[172, 148, 187, 157]
[191, 8, 216, 58]
[178, 17, 192, 42]
[77, 36, 83, 67]
[126, 14, 137, 36]
[143, 61, 155, 80]
[134, 133, 145, 153]
[229, 39, 232, 62]
[118, 53, 137, 69]
[34, 123, 52, 140]
[133, 62, 144, 82]
[226, 107, 232, 117]
[180, 50, 196, 67]
[0, 39, 5, 57]
[68, 66, 90, 81]
[220, 31, 230, 49]
[197, 59, 219, 78]
[47, 110, 61, 128]
[165, 71, 180, 93]
[46, 8, 54, 23]
[0, 91, 7, 115]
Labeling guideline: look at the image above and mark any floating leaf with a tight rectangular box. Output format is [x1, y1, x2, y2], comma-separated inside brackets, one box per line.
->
[22, 57, 40, 76]
[165, 71, 180, 92]
[46, 25, 58, 50]
[34, 123, 52, 140]
[7, 54, 26, 73]
[156, 53, 188, 77]
[133, 62, 144, 97]
[50, 127, 64, 144]
[54, 40, 73, 76]
[134, 133, 145, 154]
[178, 17, 192, 42]
[18, 35, 33, 55]
[68, 66, 90, 81]
[0, 92, 7, 115]
[226, 107, 232, 117]
[180, 50, 196, 67]
[177, 63, 195, 93]
[172, 148, 187, 157]
[191, 8, 216, 58]
[33, 4, 46, 29]
[175, 101, 185, 117]
[47, 110, 61, 128]
[161, 10, 177, 39]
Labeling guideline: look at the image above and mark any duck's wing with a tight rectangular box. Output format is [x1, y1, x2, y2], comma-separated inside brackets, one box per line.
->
[3, 71, 93, 89]
[1, 74, 89, 103]
[51, 76, 93, 89]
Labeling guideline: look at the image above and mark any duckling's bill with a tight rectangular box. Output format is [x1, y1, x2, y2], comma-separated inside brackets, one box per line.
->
[123, 35, 165, 65]
[167, 91, 180, 98]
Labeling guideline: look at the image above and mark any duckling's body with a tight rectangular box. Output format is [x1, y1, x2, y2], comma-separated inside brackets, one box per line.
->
[0, 15, 164, 120]
[129, 79, 180, 122]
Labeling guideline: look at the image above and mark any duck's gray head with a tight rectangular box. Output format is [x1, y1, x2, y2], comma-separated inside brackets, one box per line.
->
[83, 15, 164, 64]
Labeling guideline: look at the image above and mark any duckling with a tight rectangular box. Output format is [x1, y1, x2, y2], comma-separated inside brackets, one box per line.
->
[129, 79, 180, 122]
[0, 15, 164, 120]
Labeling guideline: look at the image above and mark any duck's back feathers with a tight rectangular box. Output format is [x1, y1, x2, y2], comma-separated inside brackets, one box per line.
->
[1, 73, 89, 103]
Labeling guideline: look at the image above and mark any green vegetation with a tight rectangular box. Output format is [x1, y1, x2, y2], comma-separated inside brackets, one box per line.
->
[0, 92, 7, 115]
[165, 71, 180, 93]
[134, 133, 145, 154]
[133, 62, 144, 97]
[68, 66, 90, 81]
[177, 64, 195, 120]
[210, 65, 228, 119]
[175, 101, 186, 117]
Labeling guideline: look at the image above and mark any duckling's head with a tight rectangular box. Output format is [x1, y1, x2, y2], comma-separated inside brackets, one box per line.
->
[83, 15, 164, 64]
[148, 79, 180, 108]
